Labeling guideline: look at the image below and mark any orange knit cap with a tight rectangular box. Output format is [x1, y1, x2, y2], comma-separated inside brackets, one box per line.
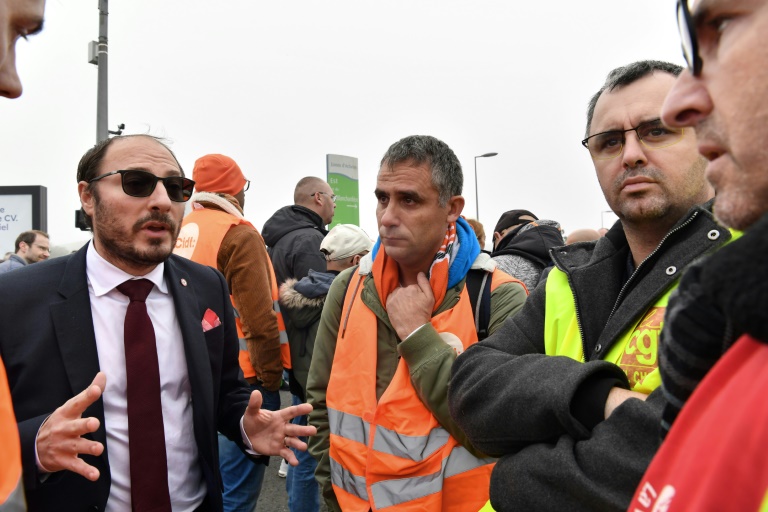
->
[192, 154, 247, 196]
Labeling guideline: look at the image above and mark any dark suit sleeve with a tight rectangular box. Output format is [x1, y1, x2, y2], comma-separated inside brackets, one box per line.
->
[17, 413, 51, 489]
[449, 280, 628, 456]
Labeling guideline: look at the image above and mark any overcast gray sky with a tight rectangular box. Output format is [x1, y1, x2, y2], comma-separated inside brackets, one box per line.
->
[0, 0, 684, 251]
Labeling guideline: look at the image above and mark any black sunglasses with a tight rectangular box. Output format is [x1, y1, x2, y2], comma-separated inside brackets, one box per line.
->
[88, 170, 195, 202]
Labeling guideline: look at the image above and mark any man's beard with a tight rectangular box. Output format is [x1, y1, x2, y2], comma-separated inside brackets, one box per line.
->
[611, 167, 670, 223]
[94, 198, 180, 271]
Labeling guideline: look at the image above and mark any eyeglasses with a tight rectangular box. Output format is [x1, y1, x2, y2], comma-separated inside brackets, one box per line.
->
[244, 180, 251, 192]
[677, 0, 702, 76]
[313, 191, 337, 203]
[581, 119, 685, 161]
[88, 170, 195, 202]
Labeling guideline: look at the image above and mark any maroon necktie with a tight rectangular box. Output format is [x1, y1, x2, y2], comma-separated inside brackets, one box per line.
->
[117, 279, 172, 512]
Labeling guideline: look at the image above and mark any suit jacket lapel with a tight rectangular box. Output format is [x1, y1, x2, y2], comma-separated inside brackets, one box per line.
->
[49, 243, 108, 447]
[165, 258, 215, 455]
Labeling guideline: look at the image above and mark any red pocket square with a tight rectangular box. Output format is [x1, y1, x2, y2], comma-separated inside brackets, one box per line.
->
[202, 308, 221, 332]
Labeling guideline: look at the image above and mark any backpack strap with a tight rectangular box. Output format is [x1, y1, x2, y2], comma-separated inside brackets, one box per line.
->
[466, 268, 492, 340]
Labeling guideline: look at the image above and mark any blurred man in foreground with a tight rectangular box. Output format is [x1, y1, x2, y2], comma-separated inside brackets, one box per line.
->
[630, 2, 768, 510]
[1, 1, 46, 508]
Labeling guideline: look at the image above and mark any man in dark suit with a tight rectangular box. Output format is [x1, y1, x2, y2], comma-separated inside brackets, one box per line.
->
[0, 134, 315, 512]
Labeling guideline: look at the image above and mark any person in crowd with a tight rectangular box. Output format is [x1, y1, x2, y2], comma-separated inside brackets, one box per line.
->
[565, 228, 602, 245]
[262, 175, 337, 481]
[466, 218, 487, 251]
[1, 1, 46, 509]
[173, 153, 286, 512]
[262, 176, 336, 287]
[0, 230, 50, 274]
[629, 2, 768, 509]
[279, 223, 372, 512]
[490, 209, 563, 290]
[0, 134, 315, 512]
[449, 60, 732, 512]
[306, 135, 528, 512]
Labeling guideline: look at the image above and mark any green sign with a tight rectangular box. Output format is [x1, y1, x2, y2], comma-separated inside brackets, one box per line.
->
[326, 154, 359, 228]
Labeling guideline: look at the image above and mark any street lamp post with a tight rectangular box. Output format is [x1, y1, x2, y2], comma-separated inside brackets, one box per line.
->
[96, 0, 109, 142]
[474, 152, 498, 220]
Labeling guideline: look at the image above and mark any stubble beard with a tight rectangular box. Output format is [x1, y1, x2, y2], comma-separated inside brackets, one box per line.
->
[93, 198, 180, 271]
[611, 167, 671, 223]
[612, 159, 708, 225]
[714, 185, 763, 231]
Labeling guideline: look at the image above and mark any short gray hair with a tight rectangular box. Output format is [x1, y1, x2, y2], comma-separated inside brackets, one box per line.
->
[379, 135, 462, 206]
[585, 60, 683, 137]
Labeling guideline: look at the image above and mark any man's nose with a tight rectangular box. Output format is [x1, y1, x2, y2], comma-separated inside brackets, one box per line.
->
[621, 132, 648, 170]
[661, 69, 713, 129]
[0, 48, 23, 99]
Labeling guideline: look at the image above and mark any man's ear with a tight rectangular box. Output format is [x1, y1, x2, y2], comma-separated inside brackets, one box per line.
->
[445, 196, 465, 223]
[352, 254, 362, 266]
[78, 181, 95, 218]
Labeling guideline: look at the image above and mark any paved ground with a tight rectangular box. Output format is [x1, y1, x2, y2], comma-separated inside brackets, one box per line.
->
[254, 389, 329, 512]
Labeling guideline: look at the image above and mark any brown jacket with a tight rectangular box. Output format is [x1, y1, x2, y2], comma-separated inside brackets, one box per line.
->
[199, 194, 283, 391]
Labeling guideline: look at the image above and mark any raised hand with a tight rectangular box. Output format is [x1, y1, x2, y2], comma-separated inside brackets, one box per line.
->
[386, 272, 435, 340]
[36, 372, 106, 480]
[242, 389, 316, 465]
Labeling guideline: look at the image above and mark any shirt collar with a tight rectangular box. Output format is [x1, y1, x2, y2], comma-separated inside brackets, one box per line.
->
[86, 241, 168, 297]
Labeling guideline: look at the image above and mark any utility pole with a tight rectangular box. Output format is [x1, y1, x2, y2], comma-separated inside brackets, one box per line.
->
[89, 0, 109, 143]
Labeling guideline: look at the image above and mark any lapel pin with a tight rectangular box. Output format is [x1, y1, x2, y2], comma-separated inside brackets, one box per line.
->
[180, 278, 188, 287]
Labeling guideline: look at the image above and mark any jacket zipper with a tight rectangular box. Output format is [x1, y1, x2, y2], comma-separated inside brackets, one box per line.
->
[606, 211, 699, 327]
[567, 210, 699, 361]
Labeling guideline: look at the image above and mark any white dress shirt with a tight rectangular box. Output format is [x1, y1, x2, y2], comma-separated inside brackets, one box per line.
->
[86, 243, 206, 512]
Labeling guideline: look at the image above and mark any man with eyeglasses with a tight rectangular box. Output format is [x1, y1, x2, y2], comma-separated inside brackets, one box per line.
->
[0, 230, 50, 274]
[0, 134, 316, 512]
[262, 176, 336, 508]
[263, 176, 336, 288]
[628, 2, 768, 510]
[449, 60, 731, 512]
[173, 153, 288, 512]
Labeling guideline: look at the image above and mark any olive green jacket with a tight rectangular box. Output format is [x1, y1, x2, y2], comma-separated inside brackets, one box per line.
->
[306, 253, 528, 511]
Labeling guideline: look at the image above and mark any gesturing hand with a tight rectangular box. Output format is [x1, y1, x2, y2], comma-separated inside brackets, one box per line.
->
[242, 390, 317, 466]
[386, 272, 435, 340]
[36, 372, 106, 481]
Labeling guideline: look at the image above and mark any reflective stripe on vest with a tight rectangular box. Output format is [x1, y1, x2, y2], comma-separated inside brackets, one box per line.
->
[329, 429, 496, 510]
[274, 297, 291, 370]
[175, 208, 290, 378]
[326, 269, 518, 511]
[370, 446, 496, 509]
[0, 358, 24, 511]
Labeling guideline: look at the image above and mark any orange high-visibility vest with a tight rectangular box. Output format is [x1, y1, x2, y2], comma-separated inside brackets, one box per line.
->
[0, 357, 24, 509]
[174, 208, 290, 378]
[326, 269, 517, 511]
